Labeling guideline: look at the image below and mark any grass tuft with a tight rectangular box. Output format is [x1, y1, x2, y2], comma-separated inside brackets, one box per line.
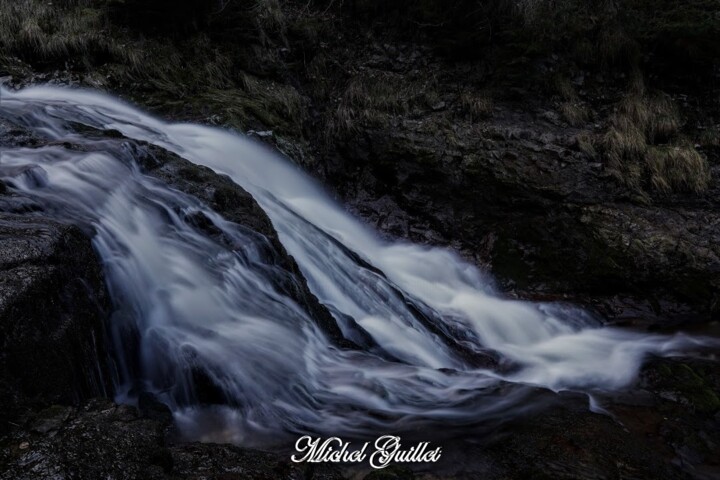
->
[698, 126, 720, 147]
[0, 1, 142, 70]
[459, 90, 493, 120]
[328, 72, 436, 137]
[560, 101, 589, 127]
[646, 144, 711, 193]
[603, 91, 710, 195]
[575, 132, 599, 159]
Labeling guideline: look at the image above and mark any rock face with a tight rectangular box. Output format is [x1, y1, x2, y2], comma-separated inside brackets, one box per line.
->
[0, 211, 113, 433]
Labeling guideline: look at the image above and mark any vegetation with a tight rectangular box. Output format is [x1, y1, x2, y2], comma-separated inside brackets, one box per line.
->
[459, 90, 494, 120]
[0, 0, 716, 196]
[560, 102, 589, 127]
[328, 72, 440, 137]
[0, 0, 316, 136]
[603, 93, 710, 194]
[645, 144, 710, 194]
[0, 0, 141, 70]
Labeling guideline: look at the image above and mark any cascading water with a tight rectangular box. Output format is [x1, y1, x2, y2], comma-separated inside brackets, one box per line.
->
[0, 85, 714, 446]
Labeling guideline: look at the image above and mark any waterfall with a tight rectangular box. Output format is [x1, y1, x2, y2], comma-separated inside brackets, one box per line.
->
[0, 85, 712, 446]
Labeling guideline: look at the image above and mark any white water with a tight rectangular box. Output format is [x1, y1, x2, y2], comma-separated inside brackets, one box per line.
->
[0, 85, 713, 445]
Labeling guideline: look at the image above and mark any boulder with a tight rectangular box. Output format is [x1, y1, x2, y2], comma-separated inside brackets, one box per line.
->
[0, 211, 113, 433]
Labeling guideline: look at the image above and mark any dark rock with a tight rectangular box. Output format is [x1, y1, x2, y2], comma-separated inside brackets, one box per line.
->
[138, 392, 173, 424]
[363, 466, 415, 480]
[0, 399, 345, 480]
[0, 212, 113, 433]
[0, 399, 171, 480]
[472, 403, 686, 480]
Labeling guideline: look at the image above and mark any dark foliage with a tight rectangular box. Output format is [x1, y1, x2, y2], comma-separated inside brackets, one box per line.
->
[107, 0, 217, 34]
[333, 0, 516, 58]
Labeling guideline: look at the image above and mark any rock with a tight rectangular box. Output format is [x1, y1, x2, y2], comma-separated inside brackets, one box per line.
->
[138, 392, 173, 424]
[0, 211, 113, 433]
[363, 466, 415, 479]
[30, 405, 73, 434]
[470, 403, 685, 480]
[0, 399, 345, 480]
[0, 399, 171, 480]
[0, 392, 703, 480]
[1, 2, 719, 478]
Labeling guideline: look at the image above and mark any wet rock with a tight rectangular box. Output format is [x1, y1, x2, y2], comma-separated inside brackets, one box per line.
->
[363, 466, 415, 480]
[1, 394, 701, 480]
[473, 404, 685, 480]
[0, 399, 171, 480]
[138, 392, 173, 424]
[0, 399, 345, 480]
[0, 212, 112, 433]
[605, 357, 720, 479]
[30, 405, 73, 434]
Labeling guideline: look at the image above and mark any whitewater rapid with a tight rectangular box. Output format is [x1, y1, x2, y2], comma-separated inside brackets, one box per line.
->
[0, 85, 712, 445]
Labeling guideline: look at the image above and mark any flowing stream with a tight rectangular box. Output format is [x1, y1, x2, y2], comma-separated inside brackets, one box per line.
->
[0, 85, 713, 446]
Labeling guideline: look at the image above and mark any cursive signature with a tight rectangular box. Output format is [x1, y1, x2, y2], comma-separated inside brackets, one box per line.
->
[291, 435, 442, 469]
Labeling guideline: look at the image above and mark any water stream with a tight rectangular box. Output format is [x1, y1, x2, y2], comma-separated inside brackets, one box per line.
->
[0, 85, 713, 446]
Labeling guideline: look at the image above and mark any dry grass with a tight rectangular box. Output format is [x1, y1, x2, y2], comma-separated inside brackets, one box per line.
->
[603, 124, 648, 190]
[0, 0, 318, 140]
[460, 90, 493, 120]
[575, 132, 599, 159]
[699, 126, 720, 147]
[603, 92, 710, 194]
[560, 101, 589, 127]
[549, 75, 588, 127]
[328, 72, 435, 137]
[0, 0, 142, 69]
[249, 0, 287, 45]
[616, 94, 680, 143]
[646, 144, 711, 193]
[515, 0, 642, 75]
[552, 75, 577, 101]
[597, 27, 639, 70]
